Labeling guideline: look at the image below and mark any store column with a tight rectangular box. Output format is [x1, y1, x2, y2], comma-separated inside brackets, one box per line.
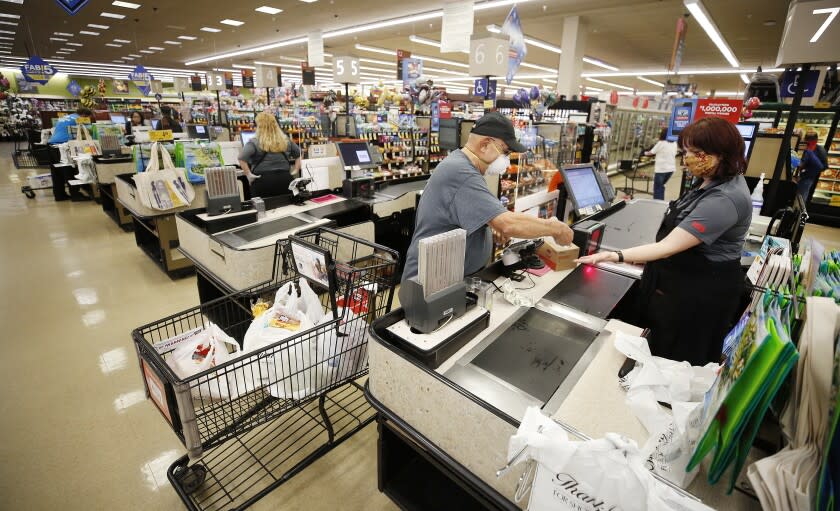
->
[555, 16, 586, 98]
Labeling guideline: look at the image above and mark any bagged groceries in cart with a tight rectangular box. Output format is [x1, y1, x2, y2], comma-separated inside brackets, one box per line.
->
[319, 285, 375, 383]
[132, 141, 195, 211]
[159, 322, 246, 401]
[243, 279, 327, 400]
[501, 407, 714, 511]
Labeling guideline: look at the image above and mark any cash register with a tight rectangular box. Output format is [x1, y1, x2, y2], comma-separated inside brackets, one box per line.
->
[561, 163, 614, 220]
[338, 141, 380, 199]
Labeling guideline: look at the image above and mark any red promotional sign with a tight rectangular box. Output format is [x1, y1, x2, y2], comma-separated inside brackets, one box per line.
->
[695, 98, 742, 124]
[609, 90, 618, 105]
[632, 97, 640, 108]
[438, 100, 452, 119]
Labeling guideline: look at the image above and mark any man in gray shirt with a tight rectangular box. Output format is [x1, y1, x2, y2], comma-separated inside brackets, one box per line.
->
[402, 112, 573, 282]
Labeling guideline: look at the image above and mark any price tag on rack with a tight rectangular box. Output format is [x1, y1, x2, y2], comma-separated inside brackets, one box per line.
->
[469, 36, 508, 78]
[76, 116, 91, 124]
[148, 130, 173, 142]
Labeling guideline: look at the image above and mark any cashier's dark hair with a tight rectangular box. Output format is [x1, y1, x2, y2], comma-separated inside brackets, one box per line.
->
[678, 117, 747, 179]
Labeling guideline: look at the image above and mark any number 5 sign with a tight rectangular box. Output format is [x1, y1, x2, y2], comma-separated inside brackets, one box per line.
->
[469, 36, 508, 78]
[333, 56, 360, 84]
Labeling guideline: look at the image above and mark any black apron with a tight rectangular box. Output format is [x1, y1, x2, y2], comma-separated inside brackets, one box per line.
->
[639, 181, 745, 366]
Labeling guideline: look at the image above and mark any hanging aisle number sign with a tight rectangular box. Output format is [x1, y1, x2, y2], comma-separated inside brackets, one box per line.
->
[469, 36, 508, 77]
[254, 64, 278, 88]
[333, 56, 361, 84]
[776, 0, 840, 65]
[206, 72, 226, 91]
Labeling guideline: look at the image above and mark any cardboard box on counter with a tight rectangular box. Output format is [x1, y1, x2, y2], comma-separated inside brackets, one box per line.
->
[538, 238, 578, 271]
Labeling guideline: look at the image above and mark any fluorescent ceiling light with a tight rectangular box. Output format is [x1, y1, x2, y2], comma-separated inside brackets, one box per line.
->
[177, 35, 196, 40]
[487, 23, 618, 71]
[409, 34, 468, 54]
[0, 36, 13, 40]
[128, 53, 141, 57]
[0, 14, 20, 19]
[256, 6, 282, 14]
[520, 62, 555, 73]
[113, 60, 124, 63]
[359, 57, 391, 66]
[148, 46, 164, 50]
[50, 37, 68, 42]
[683, 0, 739, 67]
[582, 67, 784, 78]
[186, 0, 530, 65]
[0, 21, 17, 26]
[123, 56, 135, 60]
[299, 0, 318, 3]
[0, 29, 14, 34]
[164, 40, 181, 45]
[232, 64, 256, 69]
[88, 24, 109, 29]
[61, 48, 76, 51]
[200, 27, 221, 33]
[51, 56, 66, 59]
[585, 86, 604, 92]
[105, 43, 122, 47]
[354, 43, 470, 69]
[740, 73, 750, 84]
[79, 31, 100, 36]
[139, 49, 154, 54]
[113, 39, 131, 43]
[587, 77, 634, 91]
[112, 1, 141, 8]
[66, 42, 83, 46]
[54, 32, 73, 36]
[0, 0, 23, 3]
[637, 76, 663, 87]
[220, 19, 244, 26]
[582, 57, 619, 71]
[100, 12, 126, 19]
[55, 51, 71, 54]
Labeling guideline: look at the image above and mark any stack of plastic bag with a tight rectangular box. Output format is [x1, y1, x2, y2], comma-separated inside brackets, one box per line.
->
[504, 407, 714, 511]
[243, 279, 326, 400]
[164, 322, 246, 401]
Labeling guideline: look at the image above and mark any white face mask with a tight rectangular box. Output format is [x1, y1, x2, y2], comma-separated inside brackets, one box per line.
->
[485, 154, 510, 175]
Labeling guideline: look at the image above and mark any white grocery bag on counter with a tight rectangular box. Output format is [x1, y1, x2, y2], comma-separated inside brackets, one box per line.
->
[243, 281, 324, 400]
[614, 332, 719, 489]
[132, 141, 194, 211]
[167, 322, 244, 401]
[505, 407, 714, 511]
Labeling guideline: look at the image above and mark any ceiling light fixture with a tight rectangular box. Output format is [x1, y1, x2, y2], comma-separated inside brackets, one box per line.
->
[0, 13, 20, 19]
[0, 36, 14, 40]
[683, 0, 740, 67]
[177, 35, 196, 40]
[79, 31, 100, 36]
[113, 39, 131, 43]
[0, 21, 18, 26]
[128, 53, 140, 57]
[54, 32, 73, 37]
[220, 19, 244, 26]
[200, 27, 221, 33]
[88, 24, 109, 29]
[587, 77, 634, 91]
[740, 73, 750, 84]
[584, 86, 604, 92]
[66, 42, 83, 46]
[582, 57, 619, 71]
[164, 40, 181, 45]
[0, 29, 14, 34]
[487, 23, 618, 71]
[409, 34, 468, 54]
[123, 56, 134, 60]
[582, 67, 784, 78]
[139, 49, 154, 54]
[112, 1, 141, 8]
[256, 6, 282, 14]
[148, 46, 164, 50]
[299, 0, 318, 3]
[232, 64, 256, 69]
[185, 0, 530, 65]
[55, 51, 71, 54]
[50, 37, 68, 42]
[100, 12, 126, 19]
[637, 76, 664, 87]
[105, 43, 122, 47]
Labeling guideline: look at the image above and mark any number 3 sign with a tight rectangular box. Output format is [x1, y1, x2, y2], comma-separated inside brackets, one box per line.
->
[206, 72, 226, 91]
[469, 36, 508, 78]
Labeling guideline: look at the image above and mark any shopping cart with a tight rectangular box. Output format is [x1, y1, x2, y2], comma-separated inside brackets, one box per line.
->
[132, 227, 399, 510]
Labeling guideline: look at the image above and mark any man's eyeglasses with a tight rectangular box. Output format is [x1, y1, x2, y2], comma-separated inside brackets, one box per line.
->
[490, 139, 512, 156]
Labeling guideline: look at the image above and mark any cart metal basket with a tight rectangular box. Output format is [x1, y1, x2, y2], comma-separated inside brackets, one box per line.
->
[132, 227, 398, 510]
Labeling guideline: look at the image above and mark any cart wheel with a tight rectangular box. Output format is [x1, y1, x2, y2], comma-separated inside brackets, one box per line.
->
[21, 186, 35, 199]
[173, 464, 207, 493]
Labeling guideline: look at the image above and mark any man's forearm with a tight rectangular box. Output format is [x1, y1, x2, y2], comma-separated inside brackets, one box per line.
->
[496, 212, 555, 239]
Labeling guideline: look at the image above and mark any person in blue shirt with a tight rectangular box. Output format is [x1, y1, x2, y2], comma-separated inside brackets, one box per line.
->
[48, 107, 93, 144]
[796, 132, 829, 203]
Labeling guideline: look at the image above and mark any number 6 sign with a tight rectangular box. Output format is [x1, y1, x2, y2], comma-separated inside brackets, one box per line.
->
[469, 36, 508, 77]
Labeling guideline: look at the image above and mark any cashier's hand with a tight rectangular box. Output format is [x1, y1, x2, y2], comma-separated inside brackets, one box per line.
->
[547, 217, 574, 246]
[576, 251, 619, 265]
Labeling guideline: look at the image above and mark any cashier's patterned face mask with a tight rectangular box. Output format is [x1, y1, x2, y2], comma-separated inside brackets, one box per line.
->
[683, 151, 719, 178]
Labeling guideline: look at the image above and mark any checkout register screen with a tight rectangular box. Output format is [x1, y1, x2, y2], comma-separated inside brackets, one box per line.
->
[566, 166, 606, 208]
[338, 143, 372, 166]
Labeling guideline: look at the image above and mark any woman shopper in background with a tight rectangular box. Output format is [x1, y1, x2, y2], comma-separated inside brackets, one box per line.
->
[238, 111, 302, 198]
[577, 117, 751, 365]
[645, 128, 679, 200]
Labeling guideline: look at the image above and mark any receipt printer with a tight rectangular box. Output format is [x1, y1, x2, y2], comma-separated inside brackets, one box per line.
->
[343, 177, 375, 199]
[572, 220, 605, 258]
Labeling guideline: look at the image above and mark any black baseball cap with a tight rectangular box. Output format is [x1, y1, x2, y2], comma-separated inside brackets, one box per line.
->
[470, 112, 527, 153]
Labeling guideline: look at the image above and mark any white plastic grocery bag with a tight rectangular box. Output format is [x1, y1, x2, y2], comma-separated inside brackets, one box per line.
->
[505, 407, 714, 511]
[614, 332, 718, 489]
[167, 322, 243, 401]
[243, 281, 320, 400]
[132, 141, 195, 211]
[318, 286, 374, 384]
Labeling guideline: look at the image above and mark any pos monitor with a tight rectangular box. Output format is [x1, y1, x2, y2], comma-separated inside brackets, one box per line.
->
[336, 141, 378, 170]
[240, 130, 256, 146]
[110, 113, 126, 125]
[736, 121, 759, 161]
[438, 118, 461, 151]
[187, 124, 211, 140]
[561, 163, 611, 218]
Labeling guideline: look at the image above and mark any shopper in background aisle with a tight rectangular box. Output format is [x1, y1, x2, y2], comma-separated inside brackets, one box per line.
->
[402, 112, 573, 282]
[238, 111, 301, 198]
[645, 128, 678, 200]
[577, 117, 751, 365]
[125, 111, 145, 136]
[158, 114, 183, 134]
[795, 131, 828, 203]
[48, 106, 92, 144]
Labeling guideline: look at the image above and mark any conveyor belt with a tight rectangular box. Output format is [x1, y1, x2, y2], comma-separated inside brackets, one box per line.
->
[597, 199, 667, 251]
[214, 215, 309, 247]
[542, 265, 635, 319]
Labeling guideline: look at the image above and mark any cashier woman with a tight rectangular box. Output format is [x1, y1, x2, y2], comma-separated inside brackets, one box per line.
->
[578, 117, 751, 365]
[403, 112, 573, 283]
[239, 111, 302, 198]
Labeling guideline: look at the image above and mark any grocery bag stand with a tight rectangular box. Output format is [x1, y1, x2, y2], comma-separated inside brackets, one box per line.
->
[132, 227, 398, 510]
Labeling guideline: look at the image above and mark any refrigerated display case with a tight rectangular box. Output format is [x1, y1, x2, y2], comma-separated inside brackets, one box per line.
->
[604, 107, 668, 171]
[811, 133, 840, 214]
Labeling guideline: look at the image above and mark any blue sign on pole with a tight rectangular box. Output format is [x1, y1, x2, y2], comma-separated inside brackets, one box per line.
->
[54, 0, 90, 15]
[128, 65, 154, 96]
[667, 98, 697, 142]
[66, 80, 82, 97]
[487, 79, 497, 100]
[474, 78, 488, 97]
[20, 56, 57, 85]
[780, 70, 820, 98]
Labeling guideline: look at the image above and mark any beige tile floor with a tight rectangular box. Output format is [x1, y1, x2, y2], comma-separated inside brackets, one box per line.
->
[0, 144, 396, 511]
[0, 145, 837, 511]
